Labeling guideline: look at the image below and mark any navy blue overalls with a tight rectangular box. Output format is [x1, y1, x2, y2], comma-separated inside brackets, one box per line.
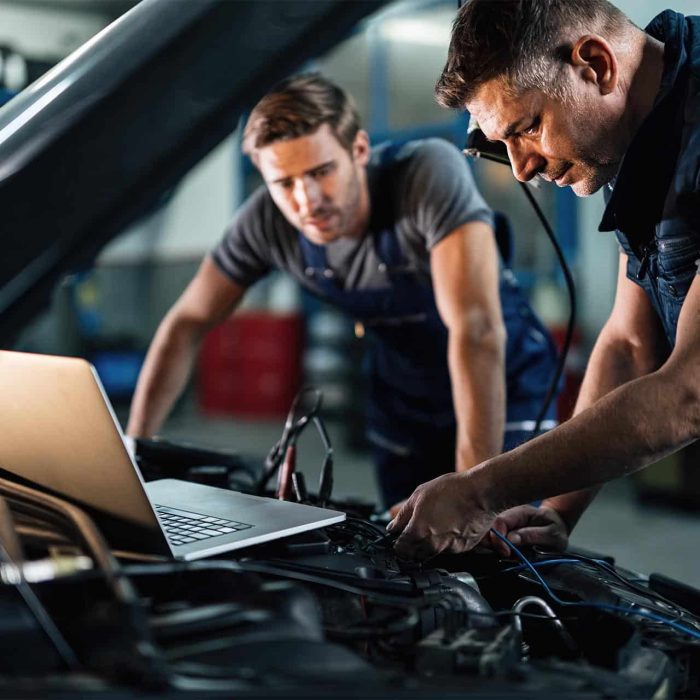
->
[299, 145, 558, 506]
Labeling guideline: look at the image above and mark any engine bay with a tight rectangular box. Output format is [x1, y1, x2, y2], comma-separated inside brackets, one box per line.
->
[1, 439, 698, 698]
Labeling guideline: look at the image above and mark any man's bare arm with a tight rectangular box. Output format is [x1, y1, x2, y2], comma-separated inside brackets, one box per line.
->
[488, 254, 668, 552]
[127, 256, 245, 438]
[430, 220, 506, 471]
[542, 253, 668, 530]
[390, 271, 700, 560]
[481, 274, 699, 507]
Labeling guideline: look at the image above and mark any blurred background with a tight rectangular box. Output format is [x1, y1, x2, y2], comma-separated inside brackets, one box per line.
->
[4, 0, 699, 584]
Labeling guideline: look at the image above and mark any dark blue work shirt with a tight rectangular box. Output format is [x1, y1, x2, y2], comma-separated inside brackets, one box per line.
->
[599, 10, 700, 348]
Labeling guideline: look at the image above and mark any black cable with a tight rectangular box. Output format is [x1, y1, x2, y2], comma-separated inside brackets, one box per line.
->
[463, 122, 577, 437]
[64, 561, 600, 648]
[258, 387, 336, 505]
[151, 607, 271, 638]
[0, 541, 80, 670]
[330, 515, 386, 539]
[313, 415, 334, 505]
[518, 181, 576, 434]
[121, 559, 440, 607]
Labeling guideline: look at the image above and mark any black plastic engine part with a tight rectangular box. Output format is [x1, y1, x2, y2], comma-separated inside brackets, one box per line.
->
[416, 625, 521, 677]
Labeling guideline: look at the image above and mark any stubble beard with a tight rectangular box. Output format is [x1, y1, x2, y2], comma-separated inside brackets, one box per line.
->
[337, 169, 365, 239]
[566, 98, 624, 196]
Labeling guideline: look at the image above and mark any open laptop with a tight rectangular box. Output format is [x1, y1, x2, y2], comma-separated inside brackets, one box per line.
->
[0, 350, 345, 560]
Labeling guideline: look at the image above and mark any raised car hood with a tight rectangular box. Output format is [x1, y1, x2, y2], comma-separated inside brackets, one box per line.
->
[0, 0, 388, 338]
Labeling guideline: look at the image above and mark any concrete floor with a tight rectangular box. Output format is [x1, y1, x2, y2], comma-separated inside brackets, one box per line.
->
[154, 408, 700, 588]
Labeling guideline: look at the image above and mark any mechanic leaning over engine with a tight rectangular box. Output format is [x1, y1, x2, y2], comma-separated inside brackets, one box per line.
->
[389, 0, 700, 559]
[127, 73, 558, 515]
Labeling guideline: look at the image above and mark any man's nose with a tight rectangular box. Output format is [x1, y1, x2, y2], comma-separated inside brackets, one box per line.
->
[293, 177, 321, 214]
[506, 141, 545, 182]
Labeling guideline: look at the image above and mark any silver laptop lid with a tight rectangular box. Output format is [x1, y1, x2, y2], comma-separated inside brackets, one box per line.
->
[0, 350, 168, 553]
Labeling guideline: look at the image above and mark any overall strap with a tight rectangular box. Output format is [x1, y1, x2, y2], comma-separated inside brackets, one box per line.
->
[493, 211, 514, 268]
[370, 142, 411, 269]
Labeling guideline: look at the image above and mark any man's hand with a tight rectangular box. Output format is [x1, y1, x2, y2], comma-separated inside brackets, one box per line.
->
[486, 504, 569, 556]
[386, 472, 496, 561]
[388, 500, 406, 519]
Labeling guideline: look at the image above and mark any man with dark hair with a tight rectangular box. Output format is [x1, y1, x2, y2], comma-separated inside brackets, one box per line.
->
[127, 73, 557, 511]
[388, 1, 700, 560]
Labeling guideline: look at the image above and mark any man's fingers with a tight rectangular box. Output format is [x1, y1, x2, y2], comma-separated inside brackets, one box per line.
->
[490, 518, 508, 537]
[487, 528, 515, 556]
[386, 499, 413, 533]
[388, 500, 406, 519]
[515, 524, 568, 550]
[394, 529, 433, 561]
[394, 529, 446, 562]
[489, 507, 533, 556]
[494, 504, 539, 531]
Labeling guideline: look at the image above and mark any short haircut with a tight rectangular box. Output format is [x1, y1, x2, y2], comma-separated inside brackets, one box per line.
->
[242, 73, 361, 155]
[435, 0, 631, 108]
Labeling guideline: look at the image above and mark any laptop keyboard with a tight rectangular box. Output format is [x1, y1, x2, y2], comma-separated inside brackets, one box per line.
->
[155, 505, 254, 547]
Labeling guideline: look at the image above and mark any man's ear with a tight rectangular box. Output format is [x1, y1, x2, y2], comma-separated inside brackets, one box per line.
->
[352, 129, 371, 166]
[570, 35, 618, 95]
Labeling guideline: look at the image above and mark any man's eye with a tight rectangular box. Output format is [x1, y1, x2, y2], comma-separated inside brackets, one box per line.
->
[279, 180, 293, 190]
[314, 164, 334, 178]
[523, 117, 540, 136]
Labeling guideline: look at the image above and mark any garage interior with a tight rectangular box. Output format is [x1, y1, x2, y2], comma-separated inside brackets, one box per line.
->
[1, 0, 699, 694]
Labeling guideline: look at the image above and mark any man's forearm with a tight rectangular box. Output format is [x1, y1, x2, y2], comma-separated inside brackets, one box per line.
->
[542, 329, 664, 530]
[127, 318, 207, 437]
[475, 363, 699, 515]
[448, 325, 506, 470]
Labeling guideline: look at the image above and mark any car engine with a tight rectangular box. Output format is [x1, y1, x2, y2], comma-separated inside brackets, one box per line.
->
[0, 437, 698, 699]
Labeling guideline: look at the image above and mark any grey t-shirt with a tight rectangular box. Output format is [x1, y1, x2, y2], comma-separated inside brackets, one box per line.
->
[212, 138, 493, 293]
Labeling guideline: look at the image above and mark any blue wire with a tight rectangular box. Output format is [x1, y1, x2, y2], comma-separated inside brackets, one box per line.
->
[489, 528, 700, 642]
[501, 557, 606, 574]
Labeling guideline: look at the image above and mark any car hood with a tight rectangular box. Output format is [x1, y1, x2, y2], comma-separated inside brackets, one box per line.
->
[0, 0, 388, 338]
